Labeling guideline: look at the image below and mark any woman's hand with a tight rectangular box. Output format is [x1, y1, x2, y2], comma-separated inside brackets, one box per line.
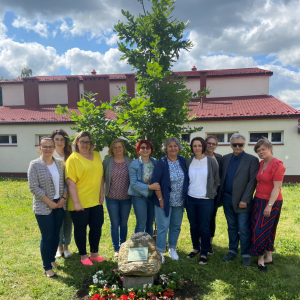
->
[159, 199, 164, 210]
[263, 205, 272, 217]
[74, 203, 84, 211]
[57, 198, 65, 208]
[99, 194, 104, 205]
[48, 201, 58, 210]
[148, 183, 161, 191]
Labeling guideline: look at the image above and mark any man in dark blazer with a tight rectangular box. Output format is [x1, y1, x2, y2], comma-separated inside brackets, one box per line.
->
[217, 133, 259, 266]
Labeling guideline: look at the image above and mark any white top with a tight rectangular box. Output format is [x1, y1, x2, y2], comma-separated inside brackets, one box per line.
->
[53, 150, 65, 162]
[47, 162, 60, 199]
[188, 156, 209, 199]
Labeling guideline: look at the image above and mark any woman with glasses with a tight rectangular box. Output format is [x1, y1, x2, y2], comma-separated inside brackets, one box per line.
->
[128, 139, 160, 237]
[65, 131, 106, 266]
[186, 137, 219, 265]
[51, 129, 73, 259]
[204, 135, 222, 254]
[103, 139, 132, 259]
[28, 136, 67, 278]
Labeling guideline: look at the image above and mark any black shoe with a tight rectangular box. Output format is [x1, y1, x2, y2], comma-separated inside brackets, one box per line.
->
[264, 260, 273, 264]
[258, 264, 267, 272]
[199, 257, 207, 265]
[44, 272, 58, 279]
[208, 245, 214, 255]
[242, 257, 252, 267]
[187, 250, 200, 259]
[222, 252, 237, 262]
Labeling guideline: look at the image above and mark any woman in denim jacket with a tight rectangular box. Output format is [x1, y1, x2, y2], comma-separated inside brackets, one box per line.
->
[128, 139, 161, 237]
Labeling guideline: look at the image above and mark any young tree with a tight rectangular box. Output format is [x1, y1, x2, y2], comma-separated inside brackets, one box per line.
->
[114, 0, 208, 158]
[20, 68, 32, 78]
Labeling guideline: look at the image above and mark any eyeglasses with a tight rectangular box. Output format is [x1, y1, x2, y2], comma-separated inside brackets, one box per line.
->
[54, 138, 65, 143]
[79, 141, 91, 145]
[207, 142, 217, 146]
[113, 146, 123, 150]
[232, 143, 244, 148]
[41, 146, 55, 150]
[140, 146, 150, 150]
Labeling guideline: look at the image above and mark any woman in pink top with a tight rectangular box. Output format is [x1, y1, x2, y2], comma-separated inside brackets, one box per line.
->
[250, 138, 286, 272]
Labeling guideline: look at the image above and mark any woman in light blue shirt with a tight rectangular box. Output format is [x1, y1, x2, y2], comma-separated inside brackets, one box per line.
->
[128, 139, 160, 237]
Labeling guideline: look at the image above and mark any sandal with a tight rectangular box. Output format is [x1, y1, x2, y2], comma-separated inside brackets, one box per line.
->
[81, 257, 93, 266]
[258, 264, 267, 272]
[187, 250, 200, 259]
[264, 260, 273, 264]
[90, 256, 106, 263]
[44, 272, 58, 279]
[114, 252, 119, 260]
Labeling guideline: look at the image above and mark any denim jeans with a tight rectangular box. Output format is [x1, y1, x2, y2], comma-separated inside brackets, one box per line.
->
[105, 197, 132, 251]
[132, 196, 155, 237]
[222, 192, 251, 258]
[58, 210, 73, 247]
[186, 196, 214, 257]
[155, 205, 183, 253]
[35, 202, 65, 271]
[70, 205, 104, 255]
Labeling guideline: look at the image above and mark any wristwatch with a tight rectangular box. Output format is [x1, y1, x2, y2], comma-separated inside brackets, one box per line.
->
[159, 198, 163, 201]
[268, 203, 273, 207]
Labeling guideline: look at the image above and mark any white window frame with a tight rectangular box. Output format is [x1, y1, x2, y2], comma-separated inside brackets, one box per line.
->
[35, 134, 51, 146]
[206, 132, 237, 145]
[0, 134, 17, 145]
[249, 131, 283, 145]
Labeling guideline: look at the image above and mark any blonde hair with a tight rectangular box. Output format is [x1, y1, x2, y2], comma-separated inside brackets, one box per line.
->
[108, 138, 127, 156]
[73, 131, 94, 154]
[254, 137, 273, 154]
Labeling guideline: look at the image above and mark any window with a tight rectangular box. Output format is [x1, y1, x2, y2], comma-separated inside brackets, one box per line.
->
[0, 135, 17, 145]
[181, 133, 191, 144]
[249, 132, 283, 144]
[207, 133, 237, 144]
[35, 134, 51, 145]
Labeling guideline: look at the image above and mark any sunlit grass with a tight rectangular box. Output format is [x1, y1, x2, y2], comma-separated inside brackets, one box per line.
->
[0, 178, 299, 299]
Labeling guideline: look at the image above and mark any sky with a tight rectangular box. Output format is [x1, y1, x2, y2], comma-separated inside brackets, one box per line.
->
[0, 0, 300, 109]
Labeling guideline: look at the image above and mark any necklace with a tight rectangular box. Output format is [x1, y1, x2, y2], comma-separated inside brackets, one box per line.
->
[167, 156, 177, 162]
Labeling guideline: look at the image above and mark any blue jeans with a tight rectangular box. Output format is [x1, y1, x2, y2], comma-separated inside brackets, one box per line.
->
[132, 196, 155, 237]
[35, 204, 65, 271]
[58, 210, 72, 247]
[222, 192, 251, 258]
[186, 196, 214, 257]
[105, 197, 132, 251]
[155, 205, 183, 253]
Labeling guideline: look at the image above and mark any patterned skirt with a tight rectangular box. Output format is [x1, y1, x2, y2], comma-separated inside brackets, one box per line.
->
[250, 197, 283, 257]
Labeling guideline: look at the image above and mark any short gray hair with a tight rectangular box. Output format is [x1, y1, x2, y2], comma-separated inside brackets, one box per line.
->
[230, 133, 246, 143]
[162, 137, 182, 154]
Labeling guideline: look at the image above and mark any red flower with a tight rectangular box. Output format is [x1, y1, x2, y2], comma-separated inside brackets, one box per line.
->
[119, 295, 128, 300]
[163, 289, 174, 297]
[128, 291, 136, 299]
[111, 269, 116, 273]
[178, 280, 183, 285]
[92, 294, 100, 300]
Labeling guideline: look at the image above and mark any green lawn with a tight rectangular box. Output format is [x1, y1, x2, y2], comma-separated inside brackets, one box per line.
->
[0, 178, 299, 300]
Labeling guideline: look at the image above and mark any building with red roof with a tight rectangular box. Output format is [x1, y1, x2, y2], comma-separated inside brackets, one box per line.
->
[0, 67, 299, 181]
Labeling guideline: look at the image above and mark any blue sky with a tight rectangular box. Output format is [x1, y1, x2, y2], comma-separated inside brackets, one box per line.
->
[0, 0, 300, 108]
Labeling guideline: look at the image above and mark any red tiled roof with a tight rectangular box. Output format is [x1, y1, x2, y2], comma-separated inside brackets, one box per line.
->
[0, 68, 273, 83]
[188, 95, 300, 119]
[0, 95, 298, 124]
[0, 106, 117, 123]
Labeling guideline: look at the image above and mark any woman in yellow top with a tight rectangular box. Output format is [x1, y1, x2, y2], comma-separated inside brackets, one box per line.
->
[65, 131, 106, 266]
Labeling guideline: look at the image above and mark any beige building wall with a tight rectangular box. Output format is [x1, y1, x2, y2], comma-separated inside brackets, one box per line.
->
[109, 81, 126, 101]
[185, 78, 200, 94]
[189, 118, 299, 175]
[39, 83, 68, 105]
[2, 84, 25, 106]
[206, 76, 269, 98]
[0, 118, 299, 176]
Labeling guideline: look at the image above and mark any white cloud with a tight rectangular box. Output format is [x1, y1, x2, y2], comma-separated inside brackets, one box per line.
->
[278, 89, 300, 110]
[60, 20, 70, 35]
[105, 34, 119, 46]
[12, 17, 48, 37]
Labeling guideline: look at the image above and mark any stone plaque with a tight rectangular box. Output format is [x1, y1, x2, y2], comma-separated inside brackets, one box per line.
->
[128, 247, 148, 262]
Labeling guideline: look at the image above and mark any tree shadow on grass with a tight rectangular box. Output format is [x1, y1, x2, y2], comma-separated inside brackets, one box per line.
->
[171, 245, 300, 300]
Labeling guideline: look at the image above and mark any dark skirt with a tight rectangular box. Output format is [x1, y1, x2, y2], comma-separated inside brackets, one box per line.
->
[250, 197, 282, 257]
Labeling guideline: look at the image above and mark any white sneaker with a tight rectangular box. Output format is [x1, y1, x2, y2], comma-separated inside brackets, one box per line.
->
[55, 249, 63, 258]
[64, 250, 72, 258]
[160, 252, 165, 263]
[168, 248, 179, 260]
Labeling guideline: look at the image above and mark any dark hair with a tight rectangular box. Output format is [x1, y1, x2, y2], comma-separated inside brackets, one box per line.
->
[51, 129, 73, 160]
[135, 139, 154, 155]
[39, 136, 54, 146]
[205, 135, 218, 145]
[190, 137, 207, 154]
[254, 137, 273, 153]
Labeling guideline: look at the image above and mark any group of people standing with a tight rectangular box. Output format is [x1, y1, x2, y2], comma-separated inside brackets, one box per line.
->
[28, 130, 285, 278]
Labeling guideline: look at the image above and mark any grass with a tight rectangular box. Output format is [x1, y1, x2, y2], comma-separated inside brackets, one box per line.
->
[0, 178, 300, 300]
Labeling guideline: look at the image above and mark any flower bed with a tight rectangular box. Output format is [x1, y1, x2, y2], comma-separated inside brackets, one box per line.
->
[89, 269, 183, 300]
